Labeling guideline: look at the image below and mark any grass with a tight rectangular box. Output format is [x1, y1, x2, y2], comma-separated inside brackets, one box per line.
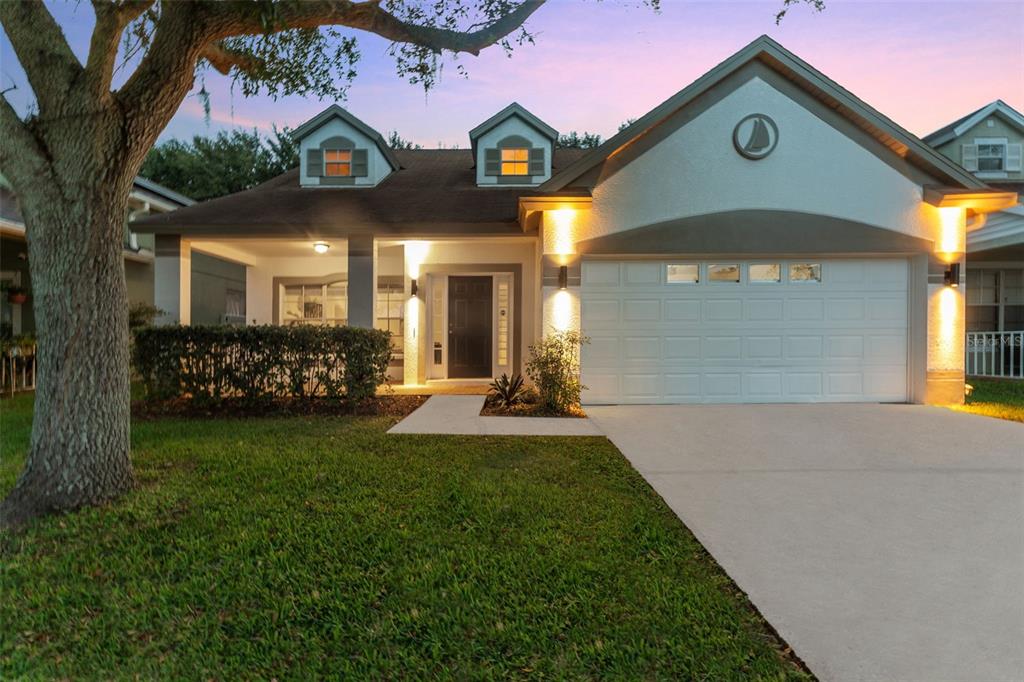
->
[953, 378, 1024, 423]
[1, 392, 807, 680]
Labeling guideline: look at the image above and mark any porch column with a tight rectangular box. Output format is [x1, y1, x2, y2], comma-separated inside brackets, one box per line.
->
[348, 234, 374, 328]
[154, 234, 191, 325]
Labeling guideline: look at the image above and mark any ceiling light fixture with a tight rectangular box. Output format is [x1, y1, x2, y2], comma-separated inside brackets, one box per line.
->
[313, 241, 330, 254]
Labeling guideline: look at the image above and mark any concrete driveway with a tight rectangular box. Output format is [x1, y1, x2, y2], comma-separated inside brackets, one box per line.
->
[587, 404, 1024, 682]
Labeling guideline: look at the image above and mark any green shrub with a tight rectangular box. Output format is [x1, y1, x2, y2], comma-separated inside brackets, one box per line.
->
[526, 330, 589, 413]
[132, 325, 392, 404]
[128, 301, 164, 329]
[487, 372, 527, 408]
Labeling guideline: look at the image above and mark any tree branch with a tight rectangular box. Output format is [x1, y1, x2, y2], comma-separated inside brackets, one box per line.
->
[85, 0, 156, 96]
[208, 0, 547, 57]
[0, 1, 83, 115]
[0, 93, 51, 192]
[201, 41, 265, 76]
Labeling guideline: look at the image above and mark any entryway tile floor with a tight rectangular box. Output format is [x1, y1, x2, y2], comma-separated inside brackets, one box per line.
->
[388, 395, 603, 436]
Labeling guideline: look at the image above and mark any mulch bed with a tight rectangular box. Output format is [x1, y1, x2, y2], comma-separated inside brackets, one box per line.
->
[479, 401, 587, 418]
[132, 394, 428, 420]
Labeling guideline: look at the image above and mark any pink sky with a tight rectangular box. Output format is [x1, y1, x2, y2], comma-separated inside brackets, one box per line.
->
[3, 1, 1023, 146]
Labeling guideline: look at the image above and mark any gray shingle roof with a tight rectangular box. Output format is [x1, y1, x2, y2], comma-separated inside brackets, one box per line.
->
[131, 148, 589, 237]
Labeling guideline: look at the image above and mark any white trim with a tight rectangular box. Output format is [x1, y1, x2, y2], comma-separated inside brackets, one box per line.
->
[427, 272, 512, 380]
[954, 101, 1024, 139]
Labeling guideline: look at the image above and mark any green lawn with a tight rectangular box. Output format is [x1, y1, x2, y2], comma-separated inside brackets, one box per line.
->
[1, 392, 807, 679]
[954, 378, 1024, 423]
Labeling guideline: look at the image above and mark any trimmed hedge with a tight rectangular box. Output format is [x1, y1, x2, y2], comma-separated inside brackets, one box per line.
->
[133, 325, 392, 404]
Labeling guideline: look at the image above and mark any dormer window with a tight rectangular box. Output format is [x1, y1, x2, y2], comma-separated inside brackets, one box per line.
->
[977, 143, 1005, 172]
[325, 149, 353, 177]
[501, 148, 530, 176]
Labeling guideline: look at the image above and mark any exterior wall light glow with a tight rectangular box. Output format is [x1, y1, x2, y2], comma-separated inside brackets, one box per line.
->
[313, 241, 330, 254]
[944, 262, 961, 288]
[558, 265, 568, 290]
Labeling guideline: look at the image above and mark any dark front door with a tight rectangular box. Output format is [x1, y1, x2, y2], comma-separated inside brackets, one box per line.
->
[448, 276, 492, 378]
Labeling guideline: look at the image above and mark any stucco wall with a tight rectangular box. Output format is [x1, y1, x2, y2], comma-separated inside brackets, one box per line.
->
[584, 76, 939, 244]
[190, 252, 246, 325]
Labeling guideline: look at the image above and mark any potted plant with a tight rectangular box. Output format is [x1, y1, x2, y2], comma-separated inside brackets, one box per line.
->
[5, 285, 28, 305]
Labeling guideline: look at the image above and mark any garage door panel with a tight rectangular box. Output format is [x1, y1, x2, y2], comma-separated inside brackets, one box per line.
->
[624, 262, 661, 285]
[665, 299, 701, 322]
[747, 299, 784, 321]
[704, 299, 743, 321]
[623, 299, 661, 322]
[582, 258, 908, 404]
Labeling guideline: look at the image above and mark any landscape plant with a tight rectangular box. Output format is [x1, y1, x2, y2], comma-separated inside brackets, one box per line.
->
[486, 372, 528, 409]
[132, 325, 392, 405]
[526, 330, 588, 414]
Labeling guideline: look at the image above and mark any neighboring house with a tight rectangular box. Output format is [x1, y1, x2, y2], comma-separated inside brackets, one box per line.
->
[132, 35, 1017, 405]
[923, 100, 1024, 334]
[1, 174, 248, 334]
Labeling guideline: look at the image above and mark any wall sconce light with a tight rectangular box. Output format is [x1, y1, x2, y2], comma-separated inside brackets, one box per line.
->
[410, 278, 418, 297]
[558, 265, 568, 290]
[313, 241, 330, 254]
[944, 262, 961, 288]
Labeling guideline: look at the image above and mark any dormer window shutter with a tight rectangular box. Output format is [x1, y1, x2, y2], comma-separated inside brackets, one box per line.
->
[484, 148, 501, 176]
[307, 149, 324, 177]
[1006, 143, 1023, 172]
[352, 149, 369, 177]
[528, 148, 545, 176]
[961, 144, 978, 172]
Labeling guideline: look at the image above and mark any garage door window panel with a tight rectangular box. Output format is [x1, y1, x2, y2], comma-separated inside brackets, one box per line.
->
[708, 264, 741, 283]
[667, 264, 700, 284]
[749, 263, 781, 283]
[789, 263, 822, 283]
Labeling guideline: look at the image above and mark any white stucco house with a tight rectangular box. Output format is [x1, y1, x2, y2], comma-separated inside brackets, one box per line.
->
[132, 36, 1018, 405]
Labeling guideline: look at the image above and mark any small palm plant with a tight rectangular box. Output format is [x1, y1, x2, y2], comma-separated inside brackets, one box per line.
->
[488, 372, 527, 409]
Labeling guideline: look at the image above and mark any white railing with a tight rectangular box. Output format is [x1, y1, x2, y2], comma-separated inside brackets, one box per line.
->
[966, 331, 1024, 379]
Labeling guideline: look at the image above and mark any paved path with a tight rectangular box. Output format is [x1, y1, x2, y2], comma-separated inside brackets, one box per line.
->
[587, 404, 1024, 682]
[388, 395, 602, 436]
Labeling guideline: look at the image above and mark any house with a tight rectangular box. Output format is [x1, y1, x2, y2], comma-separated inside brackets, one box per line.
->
[0, 174, 195, 336]
[923, 100, 1024, 334]
[132, 35, 1017, 405]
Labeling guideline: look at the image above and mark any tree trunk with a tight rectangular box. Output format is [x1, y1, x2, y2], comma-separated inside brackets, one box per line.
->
[0, 170, 135, 527]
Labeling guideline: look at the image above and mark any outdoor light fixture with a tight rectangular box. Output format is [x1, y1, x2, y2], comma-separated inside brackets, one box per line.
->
[944, 262, 961, 288]
[558, 265, 568, 290]
[410, 278, 418, 296]
[313, 241, 330, 254]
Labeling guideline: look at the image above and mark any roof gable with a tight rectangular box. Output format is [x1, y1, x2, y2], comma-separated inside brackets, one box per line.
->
[923, 100, 1024, 147]
[469, 102, 557, 157]
[292, 104, 402, 171]
[542, 35, 986, 191]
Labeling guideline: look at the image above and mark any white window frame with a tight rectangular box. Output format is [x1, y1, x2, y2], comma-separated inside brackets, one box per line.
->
[974, 137, 1008, 178]
[748, 262, 782, 284]
[280, 281, 348, 326]
[665, 263, 701, 285]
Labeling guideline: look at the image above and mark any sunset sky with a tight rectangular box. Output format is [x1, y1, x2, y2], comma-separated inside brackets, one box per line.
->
[2, 1, 1023, 147]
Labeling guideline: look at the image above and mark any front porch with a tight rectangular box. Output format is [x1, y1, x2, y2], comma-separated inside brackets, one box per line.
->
[153, 235, 540, 386]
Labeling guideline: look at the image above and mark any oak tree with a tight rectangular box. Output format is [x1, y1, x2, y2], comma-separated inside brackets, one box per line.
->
[0, 0, 547, 527]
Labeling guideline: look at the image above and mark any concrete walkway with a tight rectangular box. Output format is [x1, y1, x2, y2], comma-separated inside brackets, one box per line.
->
[388, 395, 602, 436]
[587, 404, 1024, 682]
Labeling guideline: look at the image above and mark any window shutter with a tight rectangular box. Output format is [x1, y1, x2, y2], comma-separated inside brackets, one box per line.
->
[484, 148, 500, 176]
[1006, 143, 1023, 172]
[352, 149, 369, 177]
[528, 148, 545, 176]
[961, 144, 978, 171]
[307, 149, 323, 177]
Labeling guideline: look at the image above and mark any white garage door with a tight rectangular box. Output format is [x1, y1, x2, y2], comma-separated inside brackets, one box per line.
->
[581, 259, 908, 404]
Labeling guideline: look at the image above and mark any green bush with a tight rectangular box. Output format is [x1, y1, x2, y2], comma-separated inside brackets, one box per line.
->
[128, 301, 164, 329]
[132, 325, 392, 405]
[526, 330, 589, 413]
